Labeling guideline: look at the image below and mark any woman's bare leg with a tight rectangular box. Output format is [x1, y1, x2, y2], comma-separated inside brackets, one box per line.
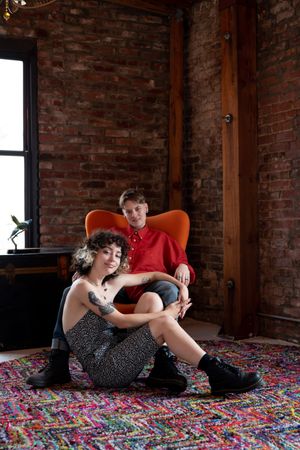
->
[135, 294, 189, 393]
[149, 316, 263, 395]
[134, 292, 163, 313]
[149, 316, 205, 367]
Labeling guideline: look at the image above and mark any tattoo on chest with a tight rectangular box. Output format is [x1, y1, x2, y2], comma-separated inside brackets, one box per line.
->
[88, 291, 115, 316]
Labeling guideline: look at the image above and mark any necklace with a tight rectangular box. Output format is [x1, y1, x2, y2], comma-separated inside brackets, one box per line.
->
[86, 277, 108, 300]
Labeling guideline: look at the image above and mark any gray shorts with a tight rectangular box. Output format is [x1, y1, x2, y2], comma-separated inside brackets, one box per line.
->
[116, 280, 179, 307]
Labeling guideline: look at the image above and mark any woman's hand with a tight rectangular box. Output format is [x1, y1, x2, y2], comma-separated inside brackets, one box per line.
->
[165, 301, 182, 319]
[165, 298, 192, 320]
[72, 271, 80, 283]
[178, 298, 192, 319]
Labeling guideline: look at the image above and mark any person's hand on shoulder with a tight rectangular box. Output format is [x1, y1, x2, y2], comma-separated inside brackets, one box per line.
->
[72, 271, 80, 283]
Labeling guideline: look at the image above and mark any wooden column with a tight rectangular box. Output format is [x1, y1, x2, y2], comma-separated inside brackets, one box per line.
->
[220, 0, 258, 338]
[169, 10, 184, 209]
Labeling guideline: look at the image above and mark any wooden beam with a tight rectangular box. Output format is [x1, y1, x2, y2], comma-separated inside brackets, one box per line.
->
[169, 11, 184, 209]
[220, 0, 258, 338]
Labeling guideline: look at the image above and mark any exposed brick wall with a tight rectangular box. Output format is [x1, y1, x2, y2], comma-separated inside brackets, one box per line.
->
[257, 0, 300, 342]
[0, 0, 170, 247]
[185, 0, 299, 342]
[184, 0, 224, 324]
[1, 0, 299, 342]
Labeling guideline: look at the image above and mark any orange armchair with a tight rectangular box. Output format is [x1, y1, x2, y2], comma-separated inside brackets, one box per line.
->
[85, 209, 190, 313]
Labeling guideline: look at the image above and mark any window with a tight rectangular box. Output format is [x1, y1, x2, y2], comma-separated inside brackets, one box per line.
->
[0, 38, 38, 251]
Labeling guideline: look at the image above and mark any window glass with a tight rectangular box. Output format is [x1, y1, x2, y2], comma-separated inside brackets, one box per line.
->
[0, 38, 38, 251]
[0, 59, 23, 151]
[0, 156, 25, 251]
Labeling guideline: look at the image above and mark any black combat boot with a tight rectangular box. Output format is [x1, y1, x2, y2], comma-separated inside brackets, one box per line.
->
[199, 354, 263, 395]
[146, 346, 187, 393]
[26, 349, 71, 388]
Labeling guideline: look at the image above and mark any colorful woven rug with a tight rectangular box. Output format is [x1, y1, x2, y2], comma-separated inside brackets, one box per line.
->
[0, 340, 299, 449]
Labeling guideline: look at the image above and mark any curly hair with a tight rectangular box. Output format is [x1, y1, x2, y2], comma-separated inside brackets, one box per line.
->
[72, 230, 130, 278]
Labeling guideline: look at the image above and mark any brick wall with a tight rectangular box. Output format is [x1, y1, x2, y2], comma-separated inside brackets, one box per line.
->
[256, 0, 300, 342]
[185, 0, 299, 342]
[0, 0, 170, 247]
[1, 0, 299, 342]
[184, 0, 224, 324]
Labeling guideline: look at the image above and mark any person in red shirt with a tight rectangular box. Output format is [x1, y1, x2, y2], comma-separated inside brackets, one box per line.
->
[114, 188, 195, 307]
[26, 189, 196, 392]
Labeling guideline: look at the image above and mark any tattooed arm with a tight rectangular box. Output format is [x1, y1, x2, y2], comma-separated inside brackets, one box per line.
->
[63, 274, 190, 332]
[88, 291, 115, 316]
[118, 271, 187, 292]
[83, 286, 183, 329]
[117, 271, 190, 304]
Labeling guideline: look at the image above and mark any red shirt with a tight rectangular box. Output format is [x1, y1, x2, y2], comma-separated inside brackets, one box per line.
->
[114, 225, 196, 302]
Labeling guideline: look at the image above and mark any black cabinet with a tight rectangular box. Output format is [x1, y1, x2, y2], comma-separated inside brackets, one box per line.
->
[0, 248, 73, 350]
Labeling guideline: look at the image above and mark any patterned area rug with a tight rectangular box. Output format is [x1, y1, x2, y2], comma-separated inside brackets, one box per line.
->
[0, 341, 299, 449]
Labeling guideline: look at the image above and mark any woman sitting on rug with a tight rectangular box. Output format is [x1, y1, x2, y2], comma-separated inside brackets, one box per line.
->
[62, 230, 263, 395]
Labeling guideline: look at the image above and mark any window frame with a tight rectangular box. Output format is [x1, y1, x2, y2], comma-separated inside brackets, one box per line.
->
[0, 37, 39, 248]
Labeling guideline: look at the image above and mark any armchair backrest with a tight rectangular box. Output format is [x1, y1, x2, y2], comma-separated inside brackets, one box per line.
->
[85, 209, 190, 250]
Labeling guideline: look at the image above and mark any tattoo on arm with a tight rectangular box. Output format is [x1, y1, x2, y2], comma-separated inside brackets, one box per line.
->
[141, 276, 151, 284]
[88, 291, 115, 316]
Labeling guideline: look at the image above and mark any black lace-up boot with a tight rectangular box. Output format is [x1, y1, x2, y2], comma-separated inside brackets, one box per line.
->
[26, 349, 71, 388]
[146, 346, 187, 393]
[199, 354, 263, 395]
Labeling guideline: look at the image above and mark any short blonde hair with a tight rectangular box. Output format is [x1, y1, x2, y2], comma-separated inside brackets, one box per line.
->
[119, 188, 146, 209]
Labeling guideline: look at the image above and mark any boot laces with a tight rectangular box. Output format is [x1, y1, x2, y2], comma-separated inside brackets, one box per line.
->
[215, 358, 241, 375]
[37, 362, 53, 374]
[37, 351, 66, 374]
[158, 346, 176, 361]
[154, 349, 180, 376]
